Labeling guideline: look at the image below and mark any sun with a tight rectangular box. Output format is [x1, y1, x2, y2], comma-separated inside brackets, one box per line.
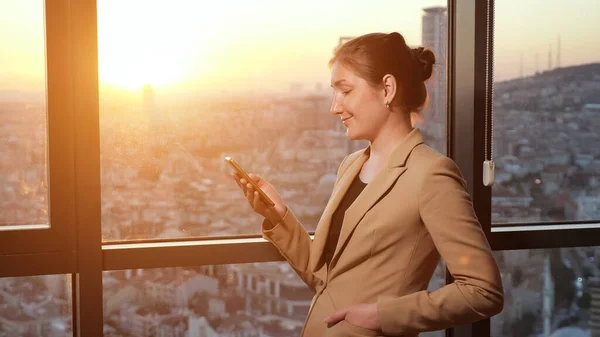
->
[97, 1, 199, 91]
[99, 46, 189, 90]
[97, 24, 194, 91]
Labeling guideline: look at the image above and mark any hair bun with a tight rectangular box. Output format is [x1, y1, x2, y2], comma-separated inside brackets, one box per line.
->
[412, 47, 436, 81]
[388, 32, 407, 46]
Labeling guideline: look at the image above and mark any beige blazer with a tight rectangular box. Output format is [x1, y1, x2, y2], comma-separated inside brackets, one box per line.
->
[262, 128, 503, 337]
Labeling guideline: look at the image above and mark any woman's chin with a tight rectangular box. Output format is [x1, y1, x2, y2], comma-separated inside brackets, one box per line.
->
[346, 129, 363, 141]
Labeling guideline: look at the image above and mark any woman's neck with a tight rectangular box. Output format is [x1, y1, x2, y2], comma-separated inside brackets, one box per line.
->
[369, 117, 413, 163]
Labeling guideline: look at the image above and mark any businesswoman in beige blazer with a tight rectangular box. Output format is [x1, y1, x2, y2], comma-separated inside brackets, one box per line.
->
[232, 32, 503, 337]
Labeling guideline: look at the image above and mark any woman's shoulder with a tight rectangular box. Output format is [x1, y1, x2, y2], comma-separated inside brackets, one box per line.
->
[410, 143, 447, 164]
[409, 144, 461, 176]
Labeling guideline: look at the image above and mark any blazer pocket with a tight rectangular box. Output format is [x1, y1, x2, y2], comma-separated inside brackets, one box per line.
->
[342, 321, 380, 337]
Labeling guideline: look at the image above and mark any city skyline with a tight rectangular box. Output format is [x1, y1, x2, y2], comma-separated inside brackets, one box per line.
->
[2, 0, 599, 94]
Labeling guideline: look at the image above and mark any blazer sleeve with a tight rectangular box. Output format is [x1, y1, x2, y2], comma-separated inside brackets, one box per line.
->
[261, 154, 352, 292]
[376, 156, 504, 336]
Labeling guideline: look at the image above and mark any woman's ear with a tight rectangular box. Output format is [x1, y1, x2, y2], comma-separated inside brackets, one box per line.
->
[382, 74, 397, 107]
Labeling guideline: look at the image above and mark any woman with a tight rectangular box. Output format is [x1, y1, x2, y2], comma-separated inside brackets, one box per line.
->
[232, 32, 503, 337]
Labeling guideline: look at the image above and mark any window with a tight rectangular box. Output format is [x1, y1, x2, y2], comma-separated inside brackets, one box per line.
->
[492, 0, 600, 225]
[0, 0, 75, 257]
[0, 275, 72, 336]
[97, 0, 449, 241]
[492, 247, 600, 337]
[103, 262, 446, 336]
[0, 1, 48, 228]
[6, 1, 555, 337]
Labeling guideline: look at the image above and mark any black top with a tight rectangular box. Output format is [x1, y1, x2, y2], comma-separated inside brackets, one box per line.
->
[323, 175, 367, 267]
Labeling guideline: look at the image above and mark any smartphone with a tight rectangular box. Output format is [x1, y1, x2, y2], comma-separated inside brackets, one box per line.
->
[225, 156, 275, 207]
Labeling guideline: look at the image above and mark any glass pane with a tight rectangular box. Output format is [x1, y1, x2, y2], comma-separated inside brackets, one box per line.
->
[492, 247, 600, 337]
[98, 0, 449, 240]
[492, 1, 600, 225]
[0, 1, 48, 227]
[0, 275, 72, 336]
[103, 261, 446, 336]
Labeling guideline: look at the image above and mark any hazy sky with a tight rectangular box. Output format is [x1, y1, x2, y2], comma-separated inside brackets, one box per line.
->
[1, 0, 599, 93]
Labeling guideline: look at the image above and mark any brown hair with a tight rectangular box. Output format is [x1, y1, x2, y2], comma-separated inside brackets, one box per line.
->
[329, 32, 435, 113]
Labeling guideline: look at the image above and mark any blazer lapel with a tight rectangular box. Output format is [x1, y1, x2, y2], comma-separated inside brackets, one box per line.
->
[330, 129, 425, 267]
[310, 150, 368, 275]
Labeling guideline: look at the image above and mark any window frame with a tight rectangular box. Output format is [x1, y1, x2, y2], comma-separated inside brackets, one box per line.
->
[0, 0, 76, 257]
[461, 0, 600, 251]
[450, 0, 600, 335]
[488, 2, 600, 234]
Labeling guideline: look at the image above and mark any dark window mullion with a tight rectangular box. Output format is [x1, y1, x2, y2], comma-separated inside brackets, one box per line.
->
[451, 0, 491, 337]
[445, 1, 457, 337]
[71, 273, 78, 336]
[70, 0, 103, 336]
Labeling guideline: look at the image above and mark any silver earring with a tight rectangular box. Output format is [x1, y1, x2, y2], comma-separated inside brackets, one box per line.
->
[385, 102, 390, 109]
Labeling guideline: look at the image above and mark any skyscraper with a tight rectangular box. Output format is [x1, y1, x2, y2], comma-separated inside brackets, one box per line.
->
[589, 277, 600, 337]
[421, 6, 447, 154]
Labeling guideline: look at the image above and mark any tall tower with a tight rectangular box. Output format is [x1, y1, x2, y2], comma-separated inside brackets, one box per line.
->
[520, 52, 523, 78]
[589, 277, 600, 337]
[421, 6, 447, 154]
[557, 34, 561, 68]
[542, 252, 554, 337]
[548, 43, 553, 71]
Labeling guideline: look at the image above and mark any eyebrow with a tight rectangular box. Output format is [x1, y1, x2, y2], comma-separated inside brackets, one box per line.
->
[330, 79, 350, 87]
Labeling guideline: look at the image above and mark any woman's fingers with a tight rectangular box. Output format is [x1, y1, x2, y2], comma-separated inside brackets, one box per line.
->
[246, 183, 254, 205]
[231, 172, 271, 215]
[248, 173, 261, 183]
[252, 191, 263, 210]
[239, 178, 248, 194]
[231, 173, 243, 189]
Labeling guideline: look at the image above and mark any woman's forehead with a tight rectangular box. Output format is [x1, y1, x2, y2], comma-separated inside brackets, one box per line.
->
[330, 63, 359, 85]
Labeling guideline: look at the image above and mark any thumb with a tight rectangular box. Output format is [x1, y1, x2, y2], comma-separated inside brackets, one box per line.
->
[324, 307, 350, 324]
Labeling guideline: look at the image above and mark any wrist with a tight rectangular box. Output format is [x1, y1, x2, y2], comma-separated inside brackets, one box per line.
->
[267, 205, 287, 224]
[276, 205, 288, 220]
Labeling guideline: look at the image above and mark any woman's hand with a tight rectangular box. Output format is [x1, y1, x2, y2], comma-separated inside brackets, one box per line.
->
[324, 303, 381, 331]
[231, 172, 287, 224]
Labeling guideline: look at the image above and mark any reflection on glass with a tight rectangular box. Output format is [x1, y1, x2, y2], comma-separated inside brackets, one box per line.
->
[0, 1, 48, 227]
[0, 275, 72, 336]
[103, 261, 445, 337]
[98, 0, 448, 240]
[492, 1, 600, 225]
[492, 247, 600, 337]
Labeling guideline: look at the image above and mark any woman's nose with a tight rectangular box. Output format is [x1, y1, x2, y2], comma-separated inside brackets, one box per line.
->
[330, 99, 343, 115]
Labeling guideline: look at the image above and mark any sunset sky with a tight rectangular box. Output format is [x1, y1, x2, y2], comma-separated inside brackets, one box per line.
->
[1, 0, 599, 94]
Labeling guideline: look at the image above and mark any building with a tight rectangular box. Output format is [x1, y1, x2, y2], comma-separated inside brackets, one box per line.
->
[144, 269, 220, 308]
[589, 277, 600, 337]
[230, 264, 312, 320]
[421, 6, 448, 154]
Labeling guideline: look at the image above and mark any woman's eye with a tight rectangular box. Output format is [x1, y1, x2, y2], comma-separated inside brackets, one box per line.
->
[342, 90, 351, 96]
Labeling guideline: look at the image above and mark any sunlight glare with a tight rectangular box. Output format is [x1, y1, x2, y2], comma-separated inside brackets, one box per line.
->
[97, 1, 219, 90]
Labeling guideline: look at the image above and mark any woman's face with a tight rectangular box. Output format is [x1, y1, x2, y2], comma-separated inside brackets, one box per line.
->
[330, 61, 390, 142]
